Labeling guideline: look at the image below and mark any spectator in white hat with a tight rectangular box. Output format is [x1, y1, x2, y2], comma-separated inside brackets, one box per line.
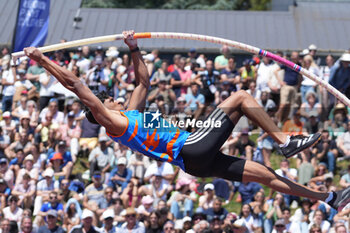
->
[99, 208, 117, 233]
[329, 53, 350, 95]
[70, 209, 100, 233]
[137, 195, 154, 218]
[198, 183, 216, 212]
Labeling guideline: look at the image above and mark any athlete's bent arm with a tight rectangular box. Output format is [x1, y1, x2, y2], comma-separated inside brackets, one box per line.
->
[24, 47, 124, 135]
[124, 31, 150, 112]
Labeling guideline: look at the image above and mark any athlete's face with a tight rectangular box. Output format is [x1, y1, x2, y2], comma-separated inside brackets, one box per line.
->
[104, 97, 125, 111]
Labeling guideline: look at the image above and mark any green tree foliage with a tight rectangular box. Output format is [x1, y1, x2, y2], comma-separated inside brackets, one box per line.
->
[82, 0, 271, 10]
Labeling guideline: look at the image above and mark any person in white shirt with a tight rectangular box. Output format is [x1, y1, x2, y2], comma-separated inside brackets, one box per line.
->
[39, 70, 56, 111]
[144, 161, 175, 184]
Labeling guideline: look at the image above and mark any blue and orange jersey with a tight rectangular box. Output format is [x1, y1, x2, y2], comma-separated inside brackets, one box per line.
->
[107, 110, 190, 170]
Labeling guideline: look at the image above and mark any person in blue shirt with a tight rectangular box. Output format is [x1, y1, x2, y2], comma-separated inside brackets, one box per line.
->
[35, 191, 64, 227]
[237, 182, 263, 205]
[108, 157, 132, 192]
[23, 31, 350, 212]
[185, 83, 205, 113]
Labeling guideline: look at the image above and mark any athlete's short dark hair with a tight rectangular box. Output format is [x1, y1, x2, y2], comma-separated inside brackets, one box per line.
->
[84, 91, 110, 124]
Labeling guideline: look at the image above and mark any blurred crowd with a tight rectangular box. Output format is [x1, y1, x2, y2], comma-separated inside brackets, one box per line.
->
[0, 43, 349, 233]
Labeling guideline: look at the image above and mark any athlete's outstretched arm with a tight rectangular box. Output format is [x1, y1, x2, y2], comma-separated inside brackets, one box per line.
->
[124, 31, 150, 112]
[24, 47, 124, 135]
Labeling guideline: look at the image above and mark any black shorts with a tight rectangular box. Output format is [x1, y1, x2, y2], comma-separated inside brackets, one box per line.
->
[179, 108, 246, 182]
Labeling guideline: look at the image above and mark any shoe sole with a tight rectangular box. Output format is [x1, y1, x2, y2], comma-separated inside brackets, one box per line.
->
[285, 134, 322, 158]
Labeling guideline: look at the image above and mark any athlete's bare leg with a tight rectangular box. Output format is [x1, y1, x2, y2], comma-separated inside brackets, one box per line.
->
[243, 160, 328, 201]
[218, 90, 286, 144]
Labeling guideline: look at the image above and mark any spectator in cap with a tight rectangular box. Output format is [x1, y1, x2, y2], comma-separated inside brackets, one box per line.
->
[8, 144, 26, 177]
[99, 208, 117, 233]
[88, 135, 114, 177]
[329, 53, 350, 96]
[272, 219, 286, 233]
[281, 108, 304, 136]
[118, 208, 145, 233]
[168, 177, 196, 219]
[16, 154, 39, 185]
[0, 111, 16, 139]
[137, 195, 154, 218]
[86, 56, 109, 94]
[14, 67, 36, 102]
[308, 44, 321, 66]
[33, 168, 59, 216]
[234, 129, 255, 160]
[198, 183, 216, 212]
[239, 58, 257, 90]
[2, 195, 23, 226]
[37, 209, 65, 233]
[75, 46, 92, 75]
[143, 53, 155, 76]
[303, 111, 323, 135]
[47, 141, 73, 179]
[70, 209, 100, 233]
[12, 173, 35, 209]
[82, 171, 107, 217]
[108, 157, 132, 192]
[16, 112, 35, 141]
